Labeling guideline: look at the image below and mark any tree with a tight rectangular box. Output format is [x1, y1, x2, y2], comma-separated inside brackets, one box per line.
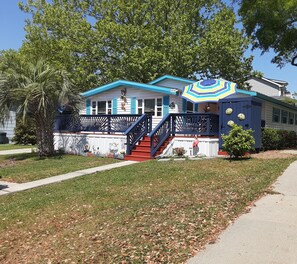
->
[19, 0, 254, 90]
[238, 0, 297, 67]
[0, 57, 80, 156]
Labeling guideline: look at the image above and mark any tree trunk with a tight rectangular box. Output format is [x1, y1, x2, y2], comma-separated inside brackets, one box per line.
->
[35, 114, 55, 157]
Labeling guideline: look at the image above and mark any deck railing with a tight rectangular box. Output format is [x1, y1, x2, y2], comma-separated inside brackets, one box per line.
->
[149, 113, 219, 157]
[55, 113, 219, 157]
[124, 114, 152, 155]
[54, 114, 142, 133]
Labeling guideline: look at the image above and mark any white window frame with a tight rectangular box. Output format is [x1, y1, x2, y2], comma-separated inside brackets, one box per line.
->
[137, 98, 163, 117]
[91, 100, 112, 115]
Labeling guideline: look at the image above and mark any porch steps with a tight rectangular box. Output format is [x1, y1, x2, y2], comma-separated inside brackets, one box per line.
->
[124, 136, 173, 162]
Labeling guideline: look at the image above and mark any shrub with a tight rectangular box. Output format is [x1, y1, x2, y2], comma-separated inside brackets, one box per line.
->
[12, 115, 37, 145]
[261, 128, 297, 150]
[261, 128, 280, 150]
[173, 147, 186, 156]
[222, 124, 255, 159]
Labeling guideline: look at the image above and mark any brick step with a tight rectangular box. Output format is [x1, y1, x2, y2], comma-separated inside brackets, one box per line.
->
[130, 150, 151, 157]
[134, 146, 151, 151]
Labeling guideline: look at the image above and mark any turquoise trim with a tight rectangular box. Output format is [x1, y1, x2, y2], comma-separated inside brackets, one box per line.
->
[112, 98, 117, 114]
[182, 99, 187, 113]
[86, 99, 91, 115]
[163, 96, 169, 115]
[237, 89, 257, 96]
[81, 80, 177, 97]
[149, 75, 196, 85]
[131, 97, 136, 114]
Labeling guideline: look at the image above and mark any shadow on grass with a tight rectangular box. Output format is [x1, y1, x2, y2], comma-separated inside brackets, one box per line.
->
[223, 156, 252, 162]
[1, 152, 65, 161]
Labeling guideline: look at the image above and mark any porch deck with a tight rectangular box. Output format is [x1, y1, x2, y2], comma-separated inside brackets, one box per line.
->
[54, 113, 219, 159]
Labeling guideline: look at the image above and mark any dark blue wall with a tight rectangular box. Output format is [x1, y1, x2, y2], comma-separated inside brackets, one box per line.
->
[219, 97, 262, 150]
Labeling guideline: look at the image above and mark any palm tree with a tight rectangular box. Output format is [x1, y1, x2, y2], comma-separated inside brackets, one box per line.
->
[0, 58, 81, 156]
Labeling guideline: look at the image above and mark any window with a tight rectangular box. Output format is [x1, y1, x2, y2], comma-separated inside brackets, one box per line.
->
[144, 99, 155, 115]
[137, 99, 143, 115]
[137, 98, 162, 116]
[91, 101, 96, 115]
[187, 101, 194, 113]
[295, 114, 297, 125]
[91, 100, 112, 115]
[97, 101, 106, 114]
[107, 100, 112, 114]
[156, 98, 162, 116]
[289, 112, 294, 125]
[272, 108, 280, 123]
[281, 110, 288, 124]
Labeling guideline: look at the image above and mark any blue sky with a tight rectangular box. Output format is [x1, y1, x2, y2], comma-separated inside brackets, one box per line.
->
[0, 0, 296, 93]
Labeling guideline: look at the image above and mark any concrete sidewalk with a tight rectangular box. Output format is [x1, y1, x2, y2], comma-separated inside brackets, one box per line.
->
[0, 160, 138, 195]
[188, 160, 297, 264]
[0, 148, 34, 155]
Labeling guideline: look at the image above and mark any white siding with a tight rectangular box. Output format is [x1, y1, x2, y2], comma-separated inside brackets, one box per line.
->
[155, 79, 190, 91]
[247, 78, 280, 97]
[262, 101, 297, 132]
[0, 111, 16, 143]
[83, 86, 181, 129]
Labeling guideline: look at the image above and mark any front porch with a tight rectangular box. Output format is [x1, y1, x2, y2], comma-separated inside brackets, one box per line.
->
[54, 113, 220, 160]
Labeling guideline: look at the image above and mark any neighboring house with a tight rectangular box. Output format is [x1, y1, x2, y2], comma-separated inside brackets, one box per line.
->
[54, 75, 297, 160]
[0, 110, 16, 143]
[247, 76, 292, 98]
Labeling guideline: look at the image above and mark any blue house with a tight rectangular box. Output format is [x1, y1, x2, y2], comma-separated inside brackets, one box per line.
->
[54, 75, 297, 160]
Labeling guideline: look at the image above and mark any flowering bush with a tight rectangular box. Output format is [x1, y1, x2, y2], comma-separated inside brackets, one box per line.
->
[173, 147, 186, 156]
[222, 124, 255, 159]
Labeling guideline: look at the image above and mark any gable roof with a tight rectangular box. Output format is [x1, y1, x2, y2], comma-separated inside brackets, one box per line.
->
[148, 75, 196, 85]
[81, 80, 179, 97]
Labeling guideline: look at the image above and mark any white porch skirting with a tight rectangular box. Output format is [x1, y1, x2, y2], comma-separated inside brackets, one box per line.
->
[160, 137, 219, 157]
[54, 133, 219, 157]
[54, 132, 126, 157]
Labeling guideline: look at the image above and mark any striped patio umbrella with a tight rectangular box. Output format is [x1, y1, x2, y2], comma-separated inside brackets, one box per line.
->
[182, 79, 237, 103]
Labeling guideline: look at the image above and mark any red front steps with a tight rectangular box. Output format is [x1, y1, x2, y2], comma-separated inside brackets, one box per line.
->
[124, 136, 173, 162]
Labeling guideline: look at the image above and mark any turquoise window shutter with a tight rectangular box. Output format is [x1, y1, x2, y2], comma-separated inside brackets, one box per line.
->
[194, 103, 199, 112]
[112, 98, 117, 114]
[131, 97, 136, 114]
[182, 99, 187, 113]
[86, 99, 91, 115]
[163, 96, 169, 115]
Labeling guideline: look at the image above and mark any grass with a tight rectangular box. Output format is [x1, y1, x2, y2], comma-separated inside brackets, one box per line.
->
[0, 153, 120, 183]
[0, 157, 296, 263]
[0, 144, 36, 151]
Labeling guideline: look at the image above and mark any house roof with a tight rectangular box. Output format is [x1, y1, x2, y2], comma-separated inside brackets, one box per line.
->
[81, 79, 179, 97]
[237, 89, 297, 111]
[148, 75, 196, 85]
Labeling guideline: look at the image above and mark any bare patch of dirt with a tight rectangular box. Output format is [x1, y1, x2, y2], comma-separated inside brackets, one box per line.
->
[251, 150, 297, 159]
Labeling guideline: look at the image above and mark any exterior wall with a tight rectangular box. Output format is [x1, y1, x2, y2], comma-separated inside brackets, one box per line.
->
[54, 132, 218, 157]
[160, 137, 219, 157]
[0, 111, 16, 143]
[247, 78, 280, 97]
[262, 101, 297, 132]
[154, 79, 190, 91]
[54, 132, 126, 156]
[82, 86, 181, 129]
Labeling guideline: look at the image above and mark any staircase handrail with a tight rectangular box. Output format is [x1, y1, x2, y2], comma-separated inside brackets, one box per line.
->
[149, 113, 172, 157]
[124, 114, 152, 155]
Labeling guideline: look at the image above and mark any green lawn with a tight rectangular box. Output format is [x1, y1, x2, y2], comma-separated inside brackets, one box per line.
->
[0, 144, 36, 151]
[0, 157, 295, 263]
[0, 153, 120, 183]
